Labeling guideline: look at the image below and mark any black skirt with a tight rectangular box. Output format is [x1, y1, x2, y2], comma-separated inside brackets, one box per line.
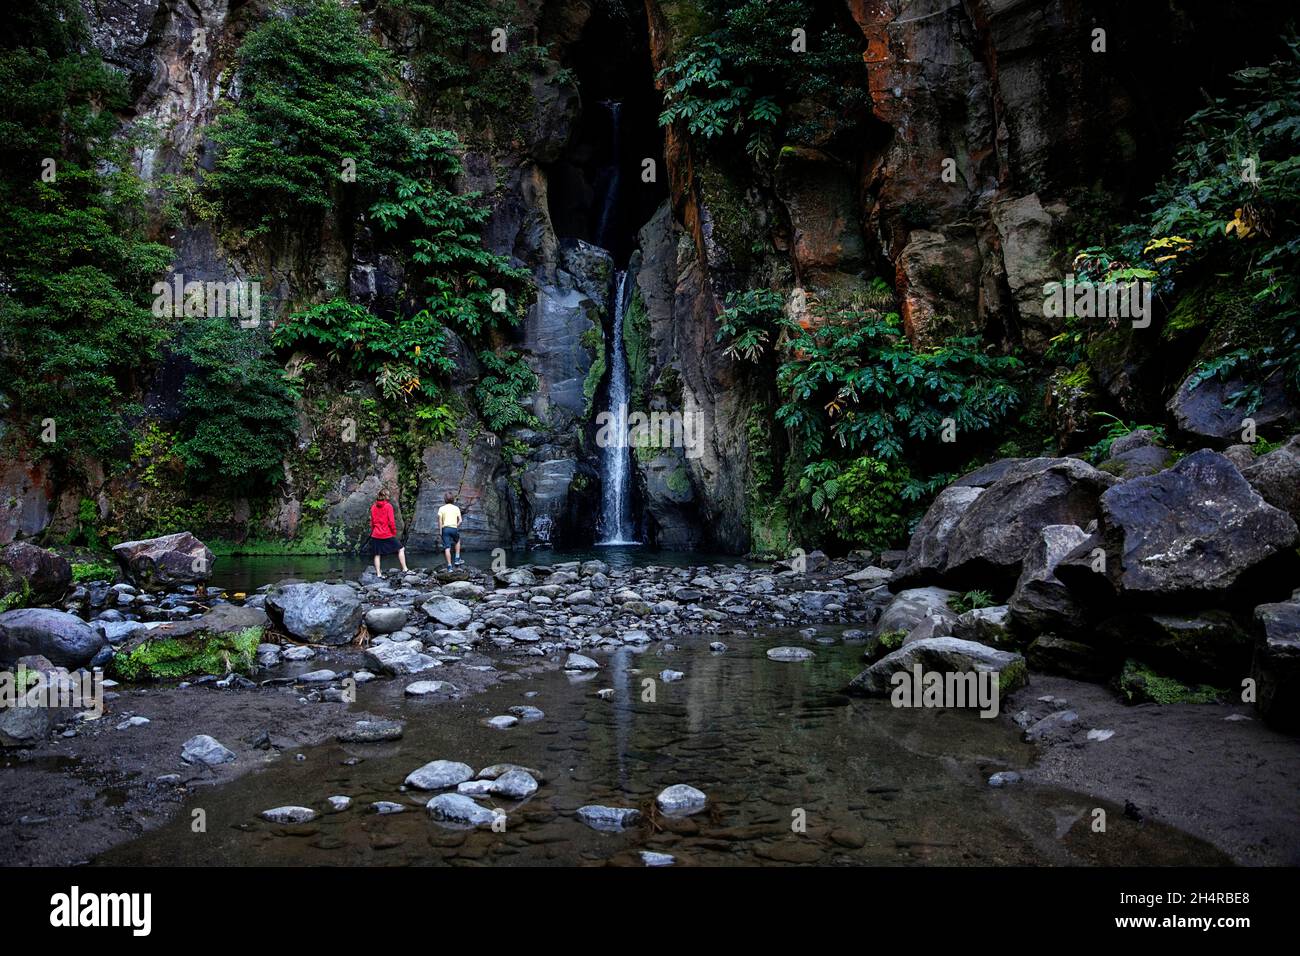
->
[368, 536, 402, 556]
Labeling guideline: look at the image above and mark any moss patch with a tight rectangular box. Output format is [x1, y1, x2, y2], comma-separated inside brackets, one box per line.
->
[112, 626, 264, 682]
[581, 322, 606, 420]
[623, 288, 651, 412]
[1117, 659, 1225, 705]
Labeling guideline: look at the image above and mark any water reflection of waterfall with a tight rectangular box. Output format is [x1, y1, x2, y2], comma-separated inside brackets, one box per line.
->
[595, 99, 637, 546]
[597, 271, 636, 544]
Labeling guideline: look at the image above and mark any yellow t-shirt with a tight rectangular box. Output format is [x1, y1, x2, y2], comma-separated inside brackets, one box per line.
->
[437, 503, 462, 528]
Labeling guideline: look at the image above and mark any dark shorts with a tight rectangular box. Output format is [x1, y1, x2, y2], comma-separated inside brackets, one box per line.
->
[369, 536, 402, 556]
[441, 526, 461, 550]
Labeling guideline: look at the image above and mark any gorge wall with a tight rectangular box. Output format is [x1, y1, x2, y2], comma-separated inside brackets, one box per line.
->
[1, 0, 1293, 556]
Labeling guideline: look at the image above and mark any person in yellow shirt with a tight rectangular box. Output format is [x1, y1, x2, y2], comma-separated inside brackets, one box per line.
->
[437, 492, 463, 571]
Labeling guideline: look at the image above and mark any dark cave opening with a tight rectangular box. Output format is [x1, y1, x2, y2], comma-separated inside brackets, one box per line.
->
[543, 0, 667, 266]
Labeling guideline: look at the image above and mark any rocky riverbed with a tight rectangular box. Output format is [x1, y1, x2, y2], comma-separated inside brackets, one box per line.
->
[2, 512, 1299, 865]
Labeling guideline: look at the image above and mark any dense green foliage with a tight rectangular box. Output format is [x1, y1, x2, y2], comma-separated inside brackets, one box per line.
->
[173, 318, 300, 486]
[1065, 36, 1300, 412]
[717, 279, 1023, 549]
[384, 0, 560, 124]
[657, 0, 866, 163]
[275, 128, 529, 411]
[0, 1, 172, 463]
[368, 131, 529, 342]
[205, 0, 417, 236]
[475, 350, 541, 432]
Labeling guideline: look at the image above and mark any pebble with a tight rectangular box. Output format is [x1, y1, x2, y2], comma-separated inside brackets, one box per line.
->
[327, 795, 352, 811]
[660, 669, 685, 682]
[405, 680, 455, 696]
[1086, 729, 1115, 742]
[405, 759, 474, 790]
[507, 705, 545, 722]
[426, 793, 500, 828]
[489, 770, 539, 799]
[655, 784, 707, 816]
[485, 715, 518, 730]
[116, 716, 150, 730]
[766, 646, 815, 662]
[988, 771, 1022, 788]
[180, 734, 235, 766]
[641, 851, 675, 867]
[371, 801, 406, 814]
[564, 653, 600, 671]
[576, 805, 643, 832]
[260, 806, 318, 824]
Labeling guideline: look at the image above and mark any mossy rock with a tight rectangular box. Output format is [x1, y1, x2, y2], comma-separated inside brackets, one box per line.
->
[111, 625, 263, 682]
[863, 629, 907, 662]
[1116, 659, 1225, 705]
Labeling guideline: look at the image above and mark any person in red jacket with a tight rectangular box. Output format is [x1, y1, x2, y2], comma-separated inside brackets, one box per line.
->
[368, 489, 407, 574]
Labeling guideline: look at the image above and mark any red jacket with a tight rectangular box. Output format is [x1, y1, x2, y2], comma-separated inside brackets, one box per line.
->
[370, 500, 397, 539]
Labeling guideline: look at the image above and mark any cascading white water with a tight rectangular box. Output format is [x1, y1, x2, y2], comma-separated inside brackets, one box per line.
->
[597, 269, 636, 544]
[593, 99, 637, 546]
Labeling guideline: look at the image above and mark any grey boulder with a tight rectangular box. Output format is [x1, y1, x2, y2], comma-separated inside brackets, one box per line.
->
[847, 637, 1028, 698]
[404, 759, 474, 791]
[0, 608, 104, 668]
[112, 532, 214, 588]
[268, 583, 362, 644]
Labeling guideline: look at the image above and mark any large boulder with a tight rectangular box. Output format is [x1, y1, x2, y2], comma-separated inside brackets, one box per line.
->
[1058, 450, 1299, 606]
[875, 587, 959, 640]
[111, 532, 214, 589]
[1099, 444, 1171, 480]
[915, 458, 1115, 588]
[0, 542, 71, 606]
[1168, 373, 1298, 445]
[892, 486, 982, 586]
[847, 637, 1028, 699]
[1241, 435, 1300, 524]
[267, 583, 362, 644]
[1252, 600, 1300, 733]
[110, 605, 268, 681]
[0, 608, 104, 668]
[1008, 524, 1091, 636]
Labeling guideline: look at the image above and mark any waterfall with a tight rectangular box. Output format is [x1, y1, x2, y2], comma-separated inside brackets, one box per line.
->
[597, 269, 636, 545]
[593, 99, 637, 546]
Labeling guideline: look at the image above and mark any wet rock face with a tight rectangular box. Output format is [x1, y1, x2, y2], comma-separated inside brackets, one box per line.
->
[0, 460, 53, 546]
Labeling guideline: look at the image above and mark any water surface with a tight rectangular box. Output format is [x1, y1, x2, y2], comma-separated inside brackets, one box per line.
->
[97, 630, 1227, 867]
